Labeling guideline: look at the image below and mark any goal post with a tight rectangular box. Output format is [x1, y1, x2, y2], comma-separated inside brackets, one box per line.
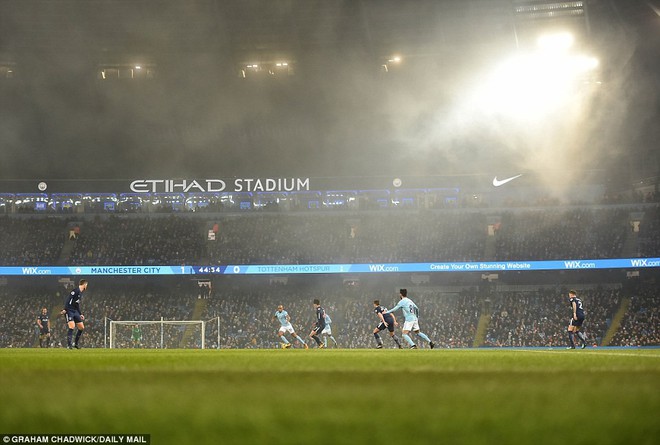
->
[205, 317, 221, 350]
[109, 319, 206, 349]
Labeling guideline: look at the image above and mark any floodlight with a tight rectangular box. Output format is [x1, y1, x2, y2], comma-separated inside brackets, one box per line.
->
[470, 48, 598, 121]
[574, 56, 599, 72]
[537, 32, 574, 51]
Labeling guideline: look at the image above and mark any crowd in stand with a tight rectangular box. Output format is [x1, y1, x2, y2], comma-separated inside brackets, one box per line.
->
[638, 207, 660, 258]
[204, 212, 487, 265]
[1, 205, 658, 266]
[494, 208, 629, 261]
[68, 216, 205, 265]
[484, 288, 621, 347]
[0, 203, 658, 348]
[0, 287, 55, 348]
[610, 287, 660, 346]
[1, 281, 657, 348]
[0, 217, 66, 265]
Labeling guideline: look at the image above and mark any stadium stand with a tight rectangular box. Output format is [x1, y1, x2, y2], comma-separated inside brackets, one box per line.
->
[0, 204, 657, 266]
[610, 288, 660, 346]
[2, 279, 658, 349]
[0, 217, 67, 265]
[0, 201, 658, 348]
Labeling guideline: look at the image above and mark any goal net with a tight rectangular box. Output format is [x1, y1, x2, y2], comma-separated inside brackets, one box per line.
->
[109, 320, 206, 349]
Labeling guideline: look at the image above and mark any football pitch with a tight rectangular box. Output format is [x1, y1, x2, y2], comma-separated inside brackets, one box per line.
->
[1, 348, 658, 445]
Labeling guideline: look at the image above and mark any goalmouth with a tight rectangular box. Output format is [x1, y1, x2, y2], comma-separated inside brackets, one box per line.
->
[108, 319, 207, 349]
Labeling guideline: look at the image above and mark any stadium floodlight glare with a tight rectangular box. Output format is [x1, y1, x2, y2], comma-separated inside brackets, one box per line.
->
[382, 55, 402, 73]
[466, 40, 600, 121]
[575, 55, 599, 72]
[536, 32, 574, 52]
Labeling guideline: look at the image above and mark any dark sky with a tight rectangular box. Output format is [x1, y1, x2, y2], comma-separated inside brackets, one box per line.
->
[0, 0, 657, 187]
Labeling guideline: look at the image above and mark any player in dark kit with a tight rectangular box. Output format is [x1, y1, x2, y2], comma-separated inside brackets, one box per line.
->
[309, 299, 326, 349]
[566, 290, 587, 349]
[373, 300, 402, 349]
[61, 279, 88, 349]
[37, 307, 51, 348]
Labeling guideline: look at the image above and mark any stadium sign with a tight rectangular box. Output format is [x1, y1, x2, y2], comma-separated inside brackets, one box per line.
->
[129, 178, 310, 193]
[3, 257, 660, 276]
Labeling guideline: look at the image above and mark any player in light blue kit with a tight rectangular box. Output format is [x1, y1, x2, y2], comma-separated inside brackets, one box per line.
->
[273, 305, 308, 349]
[384, 289, 435, 349]
[321, 312, 338, 348]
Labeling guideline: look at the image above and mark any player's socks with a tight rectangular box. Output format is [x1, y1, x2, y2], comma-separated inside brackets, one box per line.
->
[74, 329, 83, 346]
[576, 331, 587, 345]
[374, 333, 382, 346]
[312, 335, 322, 346]
[294, 335, 306, 345]
[416, 332, 431, 343]
[402, 334, 414, 347]
[392, 335, 402, 348]
[568, 331, 576, 348]
[324, 337, 328, 348]
[281, 337, 290, 344]
[67, 328, 74, 347]
[330, 336, 338, 346]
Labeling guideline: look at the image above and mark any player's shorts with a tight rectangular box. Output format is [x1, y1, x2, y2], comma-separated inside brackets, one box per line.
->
[322, 325, 332, 335]
[278, 324, 295, 335]
[65, 310, 83, 324]
[402, 320, 420, 332]
[312, 324, 324, 335]
[376, 322, 395, 333]
[569, 317, 585, 328]
[40, 328, 50, 335]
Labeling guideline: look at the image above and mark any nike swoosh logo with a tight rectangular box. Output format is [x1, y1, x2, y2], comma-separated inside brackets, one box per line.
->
[492, 174, 523, 187]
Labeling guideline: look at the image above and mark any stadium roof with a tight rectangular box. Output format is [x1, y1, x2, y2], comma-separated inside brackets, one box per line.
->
[0, 0, 607, 57]
[0, 0, 657, 187]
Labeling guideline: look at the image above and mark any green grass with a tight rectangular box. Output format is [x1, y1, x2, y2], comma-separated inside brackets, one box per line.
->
[1, 348, 659, 445]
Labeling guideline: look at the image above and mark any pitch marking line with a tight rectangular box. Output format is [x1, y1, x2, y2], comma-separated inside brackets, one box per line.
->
[511, 349, 660, 358]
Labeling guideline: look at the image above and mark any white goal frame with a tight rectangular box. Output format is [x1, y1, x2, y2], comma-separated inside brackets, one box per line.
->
[109, 318, 206, 349]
